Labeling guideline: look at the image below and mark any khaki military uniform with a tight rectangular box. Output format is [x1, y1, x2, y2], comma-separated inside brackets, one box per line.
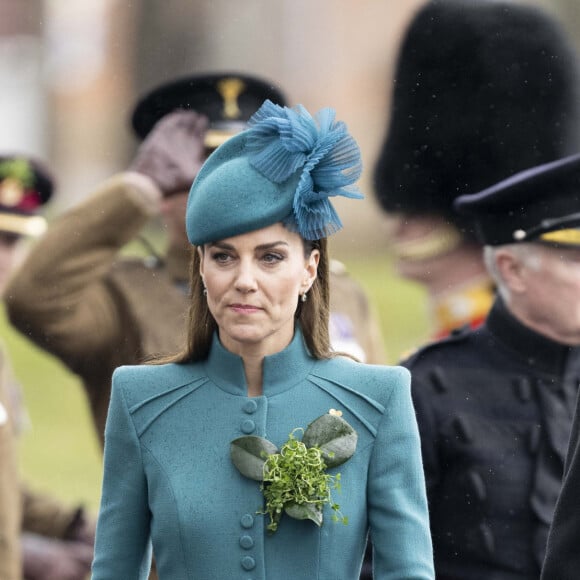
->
[6, 173, 385, 445]
[0, 348, 22, 580]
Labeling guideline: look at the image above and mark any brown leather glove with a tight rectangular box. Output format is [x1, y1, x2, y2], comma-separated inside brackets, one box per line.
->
[130, 110, 209, 196]
[21, 533, 93, 580]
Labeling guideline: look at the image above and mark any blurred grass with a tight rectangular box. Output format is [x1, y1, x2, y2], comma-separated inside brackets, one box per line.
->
[1, 251, 429, 517]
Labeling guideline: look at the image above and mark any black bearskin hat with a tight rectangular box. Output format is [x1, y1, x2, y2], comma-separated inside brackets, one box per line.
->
[373, 0, 580, 235]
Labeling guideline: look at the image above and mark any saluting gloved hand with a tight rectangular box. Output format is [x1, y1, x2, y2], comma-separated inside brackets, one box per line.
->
[130, 110, 209, 197]
[63, 507, 96, 547]
[22, 533, 93, 580]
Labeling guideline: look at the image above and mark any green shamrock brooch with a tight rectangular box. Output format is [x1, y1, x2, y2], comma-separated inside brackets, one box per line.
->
[230, 409, 358, 533]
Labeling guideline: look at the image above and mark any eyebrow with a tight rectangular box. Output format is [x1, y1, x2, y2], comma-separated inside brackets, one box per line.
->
[208, 240, 289, 251]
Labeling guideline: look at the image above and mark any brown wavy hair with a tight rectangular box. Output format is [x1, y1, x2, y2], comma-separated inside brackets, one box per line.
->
[153, 237, 332, 364]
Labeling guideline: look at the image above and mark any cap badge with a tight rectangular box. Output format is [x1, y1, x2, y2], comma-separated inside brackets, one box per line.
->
[217, 77, 246, 119]
[0, 159, 33, 208]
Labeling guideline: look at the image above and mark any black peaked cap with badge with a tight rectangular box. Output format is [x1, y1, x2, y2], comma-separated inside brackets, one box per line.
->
[373, 0, 580, 236]
[131, 72, 287, 149]
[0, 155, 53, 237]
[454, 153, 580, 247]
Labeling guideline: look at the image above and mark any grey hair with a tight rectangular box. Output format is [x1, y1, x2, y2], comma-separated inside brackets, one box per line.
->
[483, 243, 542, 302]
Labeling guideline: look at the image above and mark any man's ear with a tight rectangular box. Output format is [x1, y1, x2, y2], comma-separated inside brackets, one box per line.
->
[495, 248, 527, 295]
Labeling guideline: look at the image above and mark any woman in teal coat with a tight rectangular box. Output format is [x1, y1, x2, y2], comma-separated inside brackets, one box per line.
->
[91, 101, 434, 579]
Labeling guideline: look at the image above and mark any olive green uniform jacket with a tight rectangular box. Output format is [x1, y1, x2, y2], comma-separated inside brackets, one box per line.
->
[5, 173, 385, 445]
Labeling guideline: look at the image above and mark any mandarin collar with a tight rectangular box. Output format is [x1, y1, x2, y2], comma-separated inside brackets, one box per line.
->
[486, 298, 580, 376]
[203, 327, 315, 396]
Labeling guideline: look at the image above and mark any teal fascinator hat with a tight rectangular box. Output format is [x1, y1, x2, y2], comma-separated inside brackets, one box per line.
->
[186, 100, 363, 245]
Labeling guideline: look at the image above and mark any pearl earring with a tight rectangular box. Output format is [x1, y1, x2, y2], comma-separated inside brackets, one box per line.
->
[301, 291, 308, 303]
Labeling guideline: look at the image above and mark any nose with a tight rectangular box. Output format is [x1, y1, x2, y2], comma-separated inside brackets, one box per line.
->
[234, 260, 258, 293]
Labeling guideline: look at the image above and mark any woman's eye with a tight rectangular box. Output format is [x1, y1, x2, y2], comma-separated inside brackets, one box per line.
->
[262, 252, 284, 264]
[211, 252, 232, 263]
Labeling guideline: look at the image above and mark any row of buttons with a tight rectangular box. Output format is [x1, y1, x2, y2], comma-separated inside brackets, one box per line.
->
[240, 400, 259, 574]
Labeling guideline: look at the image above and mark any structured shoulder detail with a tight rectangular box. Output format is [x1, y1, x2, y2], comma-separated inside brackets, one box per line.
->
[113, 363, 208, 436]
[309, 358, 410, 436]
[402, 325, 473, 368]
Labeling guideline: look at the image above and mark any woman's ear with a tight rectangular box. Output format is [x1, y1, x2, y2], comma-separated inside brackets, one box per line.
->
[303, 249, 320, 292]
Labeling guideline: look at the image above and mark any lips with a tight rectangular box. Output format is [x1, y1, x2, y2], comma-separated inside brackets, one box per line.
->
[229, 304, 262, 313]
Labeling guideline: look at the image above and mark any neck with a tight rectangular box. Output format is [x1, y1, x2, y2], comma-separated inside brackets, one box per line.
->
[240, 354, 264, 397]
[506, 298, 580, 346]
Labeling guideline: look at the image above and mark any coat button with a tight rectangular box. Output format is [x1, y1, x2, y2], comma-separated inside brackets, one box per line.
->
[243, 400, 258, 414]
[513, 377, 532, 402]
[240, 514, 254, 528]
[240, 535, 254, 549]
[478, 523, 495, 556]
[241, 556, 256, 570]
[241, 419, 256, 434]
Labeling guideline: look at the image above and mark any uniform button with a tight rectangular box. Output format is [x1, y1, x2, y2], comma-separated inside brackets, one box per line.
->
[241, 419, 256, 434]
[241, 514, 254, 528]
[241, 556, 256, 571]
[429, 367, 448, 393]
[478, 523, 495, 556]
[452, 415, 473, 443]
[240, 535, 254, 549]
[514, 377, 532, 402]
[243, 400, 258, 414]
[466, 470, 487, 502]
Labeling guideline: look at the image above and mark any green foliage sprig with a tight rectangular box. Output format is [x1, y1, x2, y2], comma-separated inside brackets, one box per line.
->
[230, 411, 357, 533]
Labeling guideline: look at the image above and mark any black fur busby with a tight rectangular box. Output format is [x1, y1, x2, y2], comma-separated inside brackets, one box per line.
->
[373, 0, 580, 234]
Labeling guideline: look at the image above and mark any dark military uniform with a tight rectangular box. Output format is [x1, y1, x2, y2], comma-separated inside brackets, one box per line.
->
[541, 391, 580, 579]
[404, 150, 580, 579]
[405, 298, 580, 578]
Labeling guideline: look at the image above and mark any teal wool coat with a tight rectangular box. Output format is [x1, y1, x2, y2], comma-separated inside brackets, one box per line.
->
[92, 330, 434, 579]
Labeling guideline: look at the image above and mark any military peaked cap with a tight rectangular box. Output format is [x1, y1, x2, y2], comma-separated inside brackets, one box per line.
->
[131, 72, 287, 149]
[454, 153, 580, 246]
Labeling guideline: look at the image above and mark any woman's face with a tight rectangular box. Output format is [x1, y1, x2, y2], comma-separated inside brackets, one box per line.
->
[199, 223, 319, 357]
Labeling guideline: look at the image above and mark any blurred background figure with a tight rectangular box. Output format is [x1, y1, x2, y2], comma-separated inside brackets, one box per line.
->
[360, 1, 580, 577]
[407, 152, 580, 579]
[372, 0, 580, 340]
[5, 73, 385, 452]
[0, 156, 93, 580]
